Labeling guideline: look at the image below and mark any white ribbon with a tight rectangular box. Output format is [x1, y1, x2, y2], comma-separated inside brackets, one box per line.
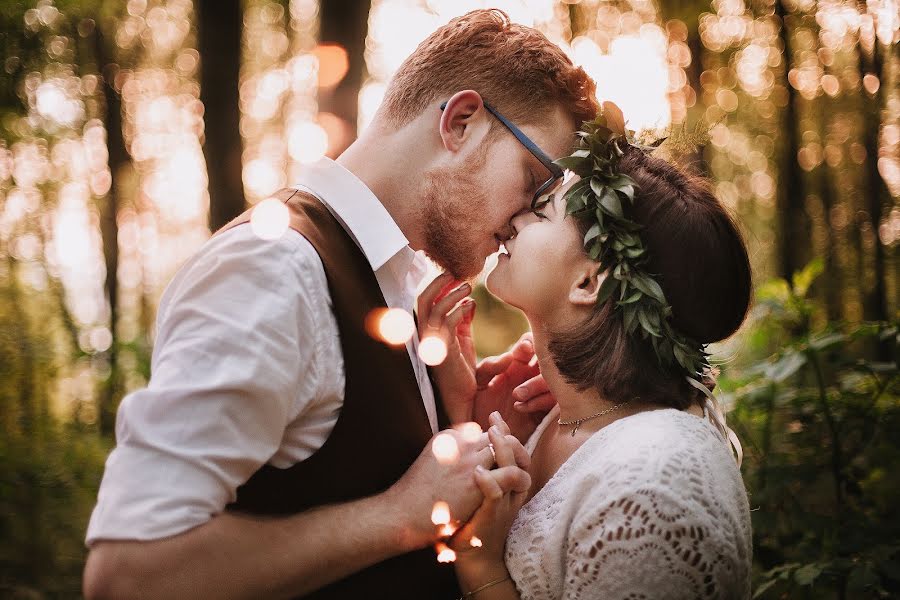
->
[686, 376, 743, 467]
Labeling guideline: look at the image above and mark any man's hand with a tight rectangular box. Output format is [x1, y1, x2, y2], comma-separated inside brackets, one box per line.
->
[386, 427, 495, 549]
[472, 332, 556, 443]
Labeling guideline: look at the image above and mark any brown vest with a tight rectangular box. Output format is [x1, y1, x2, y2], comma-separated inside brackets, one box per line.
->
[219, 189, 459, 599]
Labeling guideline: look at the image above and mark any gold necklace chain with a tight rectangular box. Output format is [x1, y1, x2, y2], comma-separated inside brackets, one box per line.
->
[557, 399, 631, 436]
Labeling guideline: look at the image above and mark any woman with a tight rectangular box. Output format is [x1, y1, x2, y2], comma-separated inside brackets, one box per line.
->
[419, 114, 753, 599]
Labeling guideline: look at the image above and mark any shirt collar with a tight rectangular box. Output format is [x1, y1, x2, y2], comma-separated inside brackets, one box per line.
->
[291, 157, 410, 272]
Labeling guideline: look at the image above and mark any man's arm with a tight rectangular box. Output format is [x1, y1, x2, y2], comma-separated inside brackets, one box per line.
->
[84, 427, 502, 600]
[84, 490, 409, 600]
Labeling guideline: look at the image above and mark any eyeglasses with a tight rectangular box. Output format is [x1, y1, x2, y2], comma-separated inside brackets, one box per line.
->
[440, 100, 564, 208]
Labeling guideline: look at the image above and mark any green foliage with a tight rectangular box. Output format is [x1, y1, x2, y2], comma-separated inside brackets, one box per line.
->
[719, 261, 900, 599]
[555, 101, 709, 381]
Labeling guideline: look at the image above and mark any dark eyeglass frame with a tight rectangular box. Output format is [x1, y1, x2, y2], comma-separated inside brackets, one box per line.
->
[440, 100, 564, 208]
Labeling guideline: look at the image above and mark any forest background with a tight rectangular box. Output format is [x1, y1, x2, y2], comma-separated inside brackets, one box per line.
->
[0, 0, 897, 597]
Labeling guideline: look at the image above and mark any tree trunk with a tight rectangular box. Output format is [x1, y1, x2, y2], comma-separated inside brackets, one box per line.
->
[856, 9, 889, 326]
[318, 0, 371, 152]
[198, 0, 245, 231]
[90, 20, 127, 436]
[774, 0, 808, 282]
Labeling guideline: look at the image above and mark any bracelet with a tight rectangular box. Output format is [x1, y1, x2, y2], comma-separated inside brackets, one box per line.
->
[458, 575, 512, 599]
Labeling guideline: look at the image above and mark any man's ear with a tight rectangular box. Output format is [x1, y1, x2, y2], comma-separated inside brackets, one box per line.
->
[569, 266, 605, 307]
[439, 90, 487, 153]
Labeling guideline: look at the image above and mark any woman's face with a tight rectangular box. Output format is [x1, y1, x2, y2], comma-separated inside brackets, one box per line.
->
[486, 176, 598, 321]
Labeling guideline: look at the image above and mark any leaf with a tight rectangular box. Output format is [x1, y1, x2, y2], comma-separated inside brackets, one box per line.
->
[791, 258, 824, 298]
[631, 274, 666, 304]
[555, 156, 592, 177]
[638, 309, 661, 337]
[765, 352, 807, 383]
[589, 177, 607, 199]
[751, 578, 779, 598]
[618, 290, 642, 305]
[597, 274, 619, 305]
[583, 223, 601, 245]
[566, 191, 586, 214]
[793, 564, 821, 586]
[808, 332, 846, 351]
[602, 100, 627, 135]
[599, 188, 623, 218]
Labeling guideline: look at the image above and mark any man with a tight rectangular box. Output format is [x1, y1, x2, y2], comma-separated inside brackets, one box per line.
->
[83, 10, 598, 600]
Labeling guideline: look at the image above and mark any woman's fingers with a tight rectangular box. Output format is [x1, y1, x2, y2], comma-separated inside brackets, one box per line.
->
[443, 298, 475, 334]
[488, 426, 516, 468]
[428, 282, 472, 328]
[416, 272, 455, 330]
[488, 465, 532, 495]
[474, 465, 504, 500]
[489, 411, 512, 435]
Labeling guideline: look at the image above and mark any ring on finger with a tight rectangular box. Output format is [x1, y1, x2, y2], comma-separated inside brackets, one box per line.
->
[488, 443, 496, 464]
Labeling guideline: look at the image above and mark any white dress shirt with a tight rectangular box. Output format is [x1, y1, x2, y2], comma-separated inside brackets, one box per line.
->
[86, 157, 436, 544]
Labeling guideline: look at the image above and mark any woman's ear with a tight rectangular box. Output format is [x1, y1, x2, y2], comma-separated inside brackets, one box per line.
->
[439, 90, 487, 153]
[569, 266, 605, 307]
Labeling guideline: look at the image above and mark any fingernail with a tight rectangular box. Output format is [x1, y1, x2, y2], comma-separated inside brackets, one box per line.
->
[523, 339, 533, 350]
[475, 465, 486, 473]
[513, 387, 527, 400]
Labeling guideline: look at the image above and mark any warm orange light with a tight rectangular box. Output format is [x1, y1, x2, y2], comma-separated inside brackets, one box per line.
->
[250, 197, 290, 240]
[378, 308, 416, 345]
[431, 433, 459, 464]
[439, 523, 457, 537]
[418, 336, 448, 366]
[436, 542, 457, 563]
[456, 422, 482, 443]
[470, 536, 483, 548]
[431, 501, 451, 525]
[314, 44, 349, 88]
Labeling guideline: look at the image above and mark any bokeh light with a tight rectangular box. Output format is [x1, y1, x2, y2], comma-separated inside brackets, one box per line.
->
[431, 432, 460, 464]
[418, 335, 448, 366]
[378, 308, 416, 345]
[435, 542, 457, 563]
[250, 197, 290, 240]
[431, 500, 451, 525]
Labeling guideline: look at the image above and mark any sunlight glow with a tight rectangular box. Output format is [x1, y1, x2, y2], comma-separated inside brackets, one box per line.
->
[436, 542, 457, 563]
[431, 433, 460, 464]
[250, 197, 291, 240]
[456, 422, 483, 443]
[418, 335, 448, 366]
[431, 501, 451, 525]
[378, 308, 416, 345]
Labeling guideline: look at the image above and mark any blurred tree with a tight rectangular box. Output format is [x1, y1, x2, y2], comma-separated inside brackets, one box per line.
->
[319, 0, 371, 150]
[856, 1, 889, 327]
[774, 0, 810, 284]
[198, 0, 246, 231]
[90, 16, 126, 435]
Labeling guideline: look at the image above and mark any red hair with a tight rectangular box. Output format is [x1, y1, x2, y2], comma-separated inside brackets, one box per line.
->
[380, 9, 598, 128]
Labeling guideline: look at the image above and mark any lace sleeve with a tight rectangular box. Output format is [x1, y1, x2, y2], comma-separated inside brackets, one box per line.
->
[563, 484, 748, 600]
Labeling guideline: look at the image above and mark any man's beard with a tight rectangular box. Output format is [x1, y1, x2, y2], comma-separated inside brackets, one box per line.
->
[421, 165, 491, 280]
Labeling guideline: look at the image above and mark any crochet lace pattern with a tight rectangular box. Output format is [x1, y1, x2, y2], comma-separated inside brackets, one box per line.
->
[505, 408, 752, 600]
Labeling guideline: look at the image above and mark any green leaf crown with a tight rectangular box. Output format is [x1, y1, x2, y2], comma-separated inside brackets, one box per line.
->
[542, 101, 710, 381]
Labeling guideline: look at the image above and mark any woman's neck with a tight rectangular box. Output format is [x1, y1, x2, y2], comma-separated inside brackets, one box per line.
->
[529, 323, 618, 424]
[529, 321, 658, 435]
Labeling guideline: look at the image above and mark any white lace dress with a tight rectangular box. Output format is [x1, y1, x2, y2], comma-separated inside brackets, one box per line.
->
[504, 406, 752, 600]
